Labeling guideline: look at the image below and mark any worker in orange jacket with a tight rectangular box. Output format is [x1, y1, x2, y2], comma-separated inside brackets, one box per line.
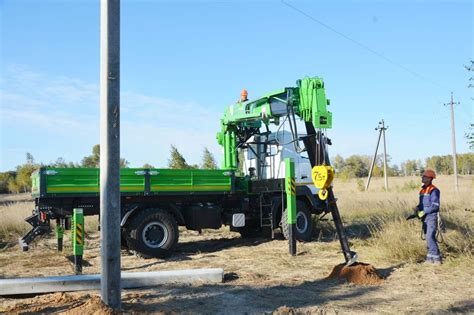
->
[416, 169, 442, 264]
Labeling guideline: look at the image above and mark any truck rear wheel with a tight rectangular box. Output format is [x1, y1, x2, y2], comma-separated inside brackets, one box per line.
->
[281, 200, 313, 242]
[125, 208, 179, 259]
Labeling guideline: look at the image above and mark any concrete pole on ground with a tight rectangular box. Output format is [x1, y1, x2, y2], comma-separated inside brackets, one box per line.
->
[100, 0, 121, 309]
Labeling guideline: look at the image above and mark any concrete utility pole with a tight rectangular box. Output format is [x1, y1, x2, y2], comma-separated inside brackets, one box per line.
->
[444, 92, 459, 192]
[366, 120, 389, 191]
[382, 120, 388, 190]
[100, 0, 121, 309]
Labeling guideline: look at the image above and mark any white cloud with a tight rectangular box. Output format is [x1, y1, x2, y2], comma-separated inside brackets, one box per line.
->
[0, 65, 222, 171]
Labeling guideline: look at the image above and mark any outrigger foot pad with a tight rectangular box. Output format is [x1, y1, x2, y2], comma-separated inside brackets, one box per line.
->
[19, 238, 29, 252]
[19, 225, 51, 252]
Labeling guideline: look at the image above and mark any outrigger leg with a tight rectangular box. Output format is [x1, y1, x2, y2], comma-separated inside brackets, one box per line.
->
[19, 210, 51, 251]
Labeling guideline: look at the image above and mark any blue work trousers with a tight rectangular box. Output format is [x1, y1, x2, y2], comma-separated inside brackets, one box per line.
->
[423, 213, 441, 261]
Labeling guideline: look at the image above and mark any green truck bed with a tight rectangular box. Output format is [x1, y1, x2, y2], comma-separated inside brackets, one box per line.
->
[31, 167, 243, 198]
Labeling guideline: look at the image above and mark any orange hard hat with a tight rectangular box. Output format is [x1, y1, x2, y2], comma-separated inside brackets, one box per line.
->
[422, 169, 436, 179]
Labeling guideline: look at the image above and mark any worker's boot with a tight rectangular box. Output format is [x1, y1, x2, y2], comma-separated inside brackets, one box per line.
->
[423, 257, 434, 264]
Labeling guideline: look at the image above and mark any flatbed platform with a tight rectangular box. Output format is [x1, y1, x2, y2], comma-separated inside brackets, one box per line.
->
[31, 167, 245, 198]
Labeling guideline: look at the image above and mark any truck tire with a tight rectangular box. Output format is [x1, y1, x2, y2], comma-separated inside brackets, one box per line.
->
[125, 208, 179, 259]
[281, 200, 313, 242]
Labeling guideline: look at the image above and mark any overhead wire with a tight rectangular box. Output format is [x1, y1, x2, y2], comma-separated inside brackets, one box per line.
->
[280, 0, 449, 91]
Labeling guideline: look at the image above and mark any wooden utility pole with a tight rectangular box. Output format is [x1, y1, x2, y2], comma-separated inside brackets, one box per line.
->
[100, 0, 121, 308]
[444, 92, 459, 192]
[366, 120, 389, 191]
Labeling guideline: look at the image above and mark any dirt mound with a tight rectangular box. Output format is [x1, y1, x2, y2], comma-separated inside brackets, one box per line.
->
[66, 296, 115, 315]
[3, 292, 79, 313]
[326, 262, 383, 285]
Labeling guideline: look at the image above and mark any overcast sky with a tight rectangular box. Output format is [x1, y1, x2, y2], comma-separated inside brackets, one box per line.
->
[1, 0, 472, 171]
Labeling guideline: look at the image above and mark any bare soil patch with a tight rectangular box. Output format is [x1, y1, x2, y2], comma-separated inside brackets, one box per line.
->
[0, 228, 472, 314]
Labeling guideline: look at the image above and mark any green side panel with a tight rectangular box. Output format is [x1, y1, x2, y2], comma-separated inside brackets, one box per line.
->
[36, 167, 237, 196]
[45, 168, 100, 194]
[42, 167, 145, 195]
[31, 170, 40, 197]
[150, 169, 232, 193]
[120, 168, 146, 192]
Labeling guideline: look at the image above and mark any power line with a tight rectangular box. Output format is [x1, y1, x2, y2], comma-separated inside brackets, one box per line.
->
[281, 0, 448, 90]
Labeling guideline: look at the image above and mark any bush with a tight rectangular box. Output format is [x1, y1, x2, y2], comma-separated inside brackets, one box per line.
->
[355, 178, 365, 192]
[400, 180, 419, 192]
[368, 215, 426, 262]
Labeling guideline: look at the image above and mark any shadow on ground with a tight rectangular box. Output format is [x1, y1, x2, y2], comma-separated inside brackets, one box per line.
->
[2, 274, 390, 313]
[177, 236, 272, 254]
[122, 236, 271, 271]
[121, 275, 386, 313]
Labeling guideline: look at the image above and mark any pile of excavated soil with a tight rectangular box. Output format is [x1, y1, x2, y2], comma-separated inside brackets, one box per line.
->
[3, 292, 80, 313]
[326, 262, 383, 285]
[66, 295, 115, 315]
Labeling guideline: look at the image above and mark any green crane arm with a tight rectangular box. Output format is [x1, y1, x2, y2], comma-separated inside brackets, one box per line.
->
[216, 76, 357, 265]
[216, 76, 332, 169]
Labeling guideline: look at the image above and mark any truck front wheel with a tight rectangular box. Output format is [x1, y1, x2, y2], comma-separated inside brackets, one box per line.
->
[125, 208, 179, 259]
[281, 200, 313, 242]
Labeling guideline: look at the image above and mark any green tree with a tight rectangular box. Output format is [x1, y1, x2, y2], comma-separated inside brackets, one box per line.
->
[81, 144, 100, 167]
[0, 172, 15, 193]
[340, 155, 369, 178]
[466, 123, 473, 151]
[142, 163, 154, 168]
[401, 159, 421, 176]
[81, 144, 129, 168]
[9, 153, 39, 193]
[15, 164, 37, 192]
[52, 157, 69, 168]
[167, 145, 189, 169]
[7, 178, 20, 193]
[26, 152, 35, 165]
[390, 164, 400, 176]
[201, 147, 217, 169]
[332, 154, 345, 172]
[458, 153, 474, 175]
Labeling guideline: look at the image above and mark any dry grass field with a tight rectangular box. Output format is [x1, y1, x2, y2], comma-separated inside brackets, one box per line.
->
[0, 175, 472, 313]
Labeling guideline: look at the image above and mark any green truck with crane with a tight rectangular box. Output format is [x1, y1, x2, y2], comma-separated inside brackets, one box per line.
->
[21, 76, 356, 264]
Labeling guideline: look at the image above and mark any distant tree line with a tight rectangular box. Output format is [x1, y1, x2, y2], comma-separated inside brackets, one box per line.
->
[0, 144, 217, 194]
[333, 153, 473, 178]
[1, 145, 471, 194]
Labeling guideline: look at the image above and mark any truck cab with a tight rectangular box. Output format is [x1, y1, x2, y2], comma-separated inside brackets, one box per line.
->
[242, 131, 316, 195]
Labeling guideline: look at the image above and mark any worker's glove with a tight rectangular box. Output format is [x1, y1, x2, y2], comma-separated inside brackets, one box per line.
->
[417, 211, 425, 219]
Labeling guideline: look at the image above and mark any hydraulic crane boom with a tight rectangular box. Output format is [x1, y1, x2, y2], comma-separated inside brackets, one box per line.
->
[217, 76, 357, 265]
[217, 77, 332, 170]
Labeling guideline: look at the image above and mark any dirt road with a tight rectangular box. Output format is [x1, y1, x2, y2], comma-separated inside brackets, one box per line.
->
[0, 226, 472, 314]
